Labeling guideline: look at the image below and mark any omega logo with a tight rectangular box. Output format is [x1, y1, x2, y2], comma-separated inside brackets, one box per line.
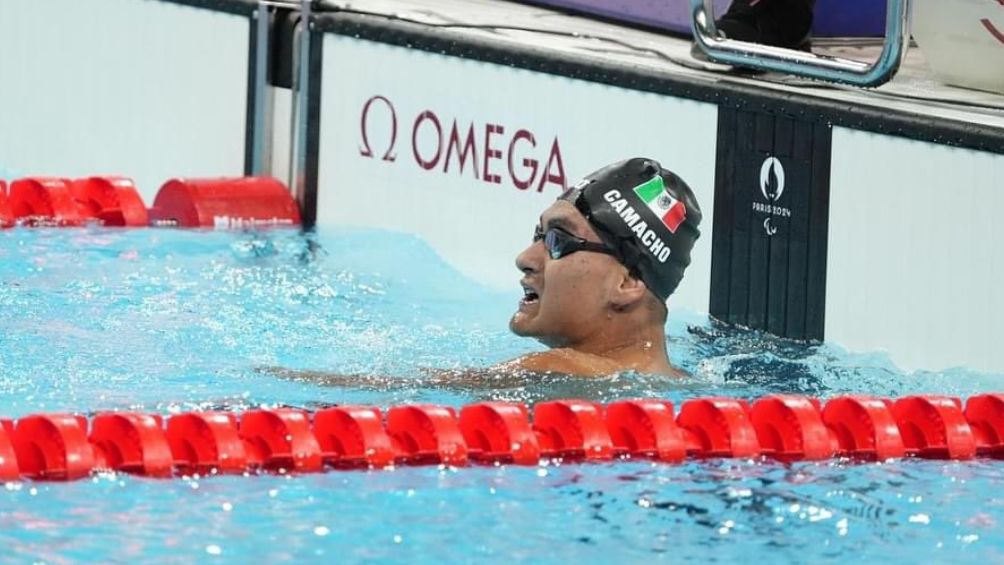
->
[358, 95, 567, 193]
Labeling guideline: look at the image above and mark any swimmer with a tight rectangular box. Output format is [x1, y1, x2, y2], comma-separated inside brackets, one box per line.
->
[498, 157, 701, 377]
[270, 157, 701, 386]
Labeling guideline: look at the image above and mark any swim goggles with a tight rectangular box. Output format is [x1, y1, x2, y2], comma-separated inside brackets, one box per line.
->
[533, 225, 619, 261]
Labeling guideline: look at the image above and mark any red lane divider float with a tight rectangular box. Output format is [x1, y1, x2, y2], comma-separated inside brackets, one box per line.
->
[606, 399, 686, 462]
[166, 412, 247, 474]
[1, 393, 1002, 482]
[0, 175, 299, 229]
[533, 400, 613, 461]
[0, 180, 14, 228]
[676, 397, 759, 458]
[0, 419, 20, 480]
[966, 394, 1004, 457]
[240, 409, 323, 472]
[460, 402, 541, 465]
[314, 406, 397, 468]
[893, 396, 977, 459]
[822, 396, 906, 460]
[386, 405, 468, 466]
[750, 395, 836, 461]
[90, 413, 173, 477]
[9, 178, 83, 226]
[71, 176, 149, 227]
[148, 177, 300, 228]
[11, 414, 95, 480]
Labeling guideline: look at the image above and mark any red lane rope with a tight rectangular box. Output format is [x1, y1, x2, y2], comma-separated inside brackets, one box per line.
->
[0, 175, 300, 229]
[2, 394, 1002, 482]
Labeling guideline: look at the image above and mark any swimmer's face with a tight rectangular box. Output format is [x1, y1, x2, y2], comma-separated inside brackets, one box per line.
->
[510, 200, 629, 346]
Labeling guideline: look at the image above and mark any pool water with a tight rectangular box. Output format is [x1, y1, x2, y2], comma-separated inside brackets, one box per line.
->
[0, 226, 1001, 563]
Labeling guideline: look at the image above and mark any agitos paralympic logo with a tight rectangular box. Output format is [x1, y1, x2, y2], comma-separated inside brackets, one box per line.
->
[752, 155, 792, 236]
[358, 95, 568, 193]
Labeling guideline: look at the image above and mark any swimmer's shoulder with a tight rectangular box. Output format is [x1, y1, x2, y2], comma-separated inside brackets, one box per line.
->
[504, 349, 616, 376]
[502, 349, 686, 378]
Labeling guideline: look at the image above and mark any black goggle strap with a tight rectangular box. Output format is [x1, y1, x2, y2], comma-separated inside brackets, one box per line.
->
[570, 193, 645, 281]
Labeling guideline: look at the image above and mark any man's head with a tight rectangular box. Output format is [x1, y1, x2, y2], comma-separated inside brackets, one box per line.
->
[509, 158, 701, 348]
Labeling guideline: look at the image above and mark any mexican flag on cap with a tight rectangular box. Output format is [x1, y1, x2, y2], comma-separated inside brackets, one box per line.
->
[633, 175, 686, 233]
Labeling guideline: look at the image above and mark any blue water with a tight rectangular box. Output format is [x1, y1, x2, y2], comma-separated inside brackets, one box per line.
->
[0, 226, 1001, 563]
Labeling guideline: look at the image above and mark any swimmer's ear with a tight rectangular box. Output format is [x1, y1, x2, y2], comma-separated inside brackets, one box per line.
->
[610, 271, 648, 310]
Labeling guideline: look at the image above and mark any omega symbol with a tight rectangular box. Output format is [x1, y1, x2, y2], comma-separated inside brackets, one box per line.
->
[359, 95, 398, 162]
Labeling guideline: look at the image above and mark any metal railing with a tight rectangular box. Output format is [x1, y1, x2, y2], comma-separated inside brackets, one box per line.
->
[690, 0, 912, 87]
[247, 0, 313, 221]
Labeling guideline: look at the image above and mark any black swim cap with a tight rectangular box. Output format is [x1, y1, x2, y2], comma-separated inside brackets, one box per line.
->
[560, 158, 702, 302]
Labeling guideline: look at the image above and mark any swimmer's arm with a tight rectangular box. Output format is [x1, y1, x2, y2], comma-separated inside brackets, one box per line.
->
[261, 350, 623, 390]
[260, 364, 538, 390]
[262, 367, 416, 390]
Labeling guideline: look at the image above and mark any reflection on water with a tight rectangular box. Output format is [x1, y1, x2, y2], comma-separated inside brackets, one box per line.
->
[0, 227, 1001, 562]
